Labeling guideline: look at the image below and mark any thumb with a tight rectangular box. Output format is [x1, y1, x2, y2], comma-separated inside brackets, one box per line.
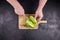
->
[38, 18, 41, 22]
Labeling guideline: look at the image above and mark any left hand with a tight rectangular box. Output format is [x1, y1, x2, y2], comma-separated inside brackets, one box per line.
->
[35, 9, 43, 22]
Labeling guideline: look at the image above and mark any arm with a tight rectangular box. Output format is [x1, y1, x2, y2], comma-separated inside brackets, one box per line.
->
[37, 0, 47, 10]
[35, 0, 47, 22]
[6, 0, 25, 16]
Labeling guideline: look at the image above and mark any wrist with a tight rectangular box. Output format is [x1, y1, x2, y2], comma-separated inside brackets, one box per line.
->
[37, 7, 43, 11]
[36, 8, 43, 12]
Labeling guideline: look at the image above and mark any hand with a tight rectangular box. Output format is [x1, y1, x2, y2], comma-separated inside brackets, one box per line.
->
[35, 9, 43, 22]
[14, 6, 25, 16]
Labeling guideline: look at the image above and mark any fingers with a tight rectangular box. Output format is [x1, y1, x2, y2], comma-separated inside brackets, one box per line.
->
[38, 17, 42, 22]
[35, 13, 37, 19]
[38, 15, 43, 22]
[20, 13, 25, 16]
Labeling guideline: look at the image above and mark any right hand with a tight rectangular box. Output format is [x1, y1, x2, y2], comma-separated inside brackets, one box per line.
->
[14, 6, 25, 16]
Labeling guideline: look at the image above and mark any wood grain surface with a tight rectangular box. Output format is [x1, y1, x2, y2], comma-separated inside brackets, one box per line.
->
[18, 14, 47, 29]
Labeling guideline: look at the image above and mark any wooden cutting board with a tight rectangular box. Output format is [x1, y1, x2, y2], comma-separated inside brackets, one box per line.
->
[18, 14, 47, 29]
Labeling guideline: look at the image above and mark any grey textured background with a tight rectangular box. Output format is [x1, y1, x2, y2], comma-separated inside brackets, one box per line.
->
[0, 0, 60, 40]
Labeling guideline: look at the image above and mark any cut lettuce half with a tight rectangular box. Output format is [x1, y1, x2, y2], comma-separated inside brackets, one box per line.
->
[29, 16, 37, 24]
[25, 19, 35, 28]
